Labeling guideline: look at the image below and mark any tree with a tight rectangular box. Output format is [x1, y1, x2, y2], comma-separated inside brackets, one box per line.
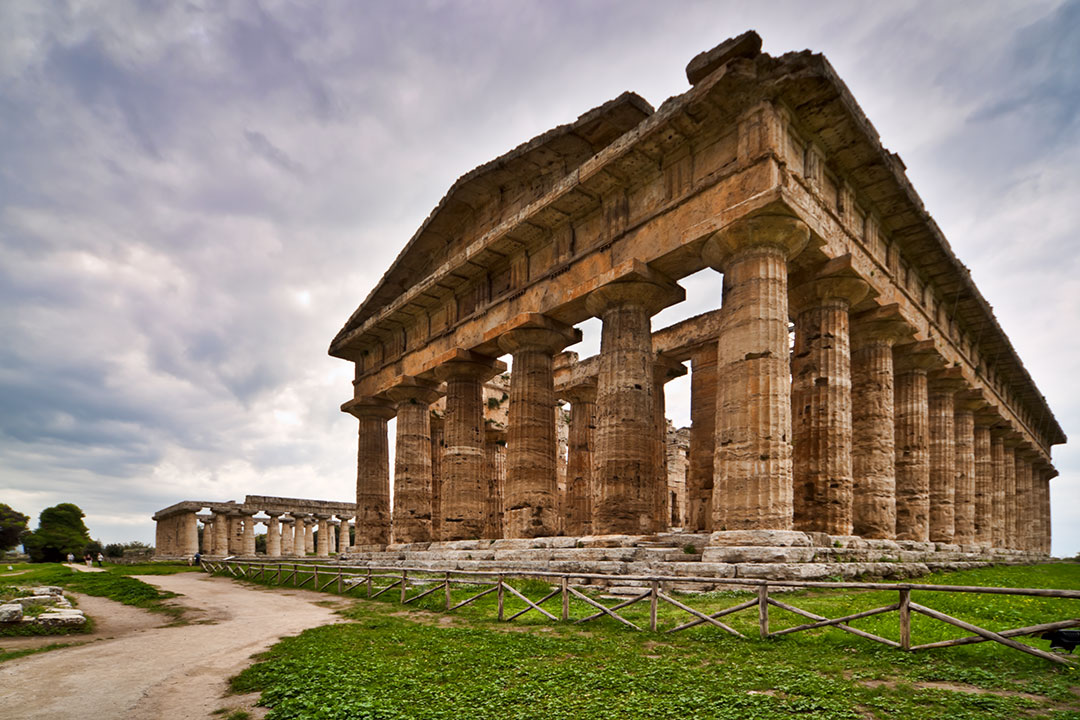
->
[0, 504, 30, 552]
[22, 503, 93, 563]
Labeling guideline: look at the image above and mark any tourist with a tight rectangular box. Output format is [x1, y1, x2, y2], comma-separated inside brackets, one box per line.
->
[96, 552, 104, 567]
[193, 551, 201, 566]
[66, 553, 74, 564]
[83, 553, 92, 567]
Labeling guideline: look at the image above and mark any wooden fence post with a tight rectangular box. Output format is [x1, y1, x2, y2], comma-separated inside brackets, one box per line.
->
[401, 569, 408, 604]
[899, 588, 911, 651]
[293, 563, 298, 587]
[497, 574, 505, 621]
[561, 576, 569, 621]
[758, 583, 769, 639]
[649, 580, 659, 632]
[337, 568, 343, 594]
[366, 567, 372, 597]
[445, 571, 452, 610]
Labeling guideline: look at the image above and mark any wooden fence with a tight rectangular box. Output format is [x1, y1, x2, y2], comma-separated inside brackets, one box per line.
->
[200, 559, 1079, 665]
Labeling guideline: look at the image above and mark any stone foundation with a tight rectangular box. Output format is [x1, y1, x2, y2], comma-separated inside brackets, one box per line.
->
[335, 532, 1044, 586]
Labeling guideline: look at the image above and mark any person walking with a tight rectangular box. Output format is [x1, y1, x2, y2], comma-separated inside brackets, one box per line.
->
[96, 552, 104, 567]
[66, 553, 74, 564]
[83, 553, 92, 568]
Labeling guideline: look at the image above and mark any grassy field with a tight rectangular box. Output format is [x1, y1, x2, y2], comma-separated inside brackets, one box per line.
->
[0, 561, 200, 637]
[220, 562, 1080, 719]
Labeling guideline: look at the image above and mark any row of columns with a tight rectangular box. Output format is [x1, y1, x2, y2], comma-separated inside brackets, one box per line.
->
[195, 510, 355, 557]
[346, 214, 1054, 552]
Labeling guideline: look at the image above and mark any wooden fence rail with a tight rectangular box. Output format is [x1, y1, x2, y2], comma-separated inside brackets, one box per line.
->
[198, 560, 1079, 665]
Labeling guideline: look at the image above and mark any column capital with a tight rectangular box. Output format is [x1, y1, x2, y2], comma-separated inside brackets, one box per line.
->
[279, 516, 295, 525]
[788, 257, 870, 314]
[653, 353, 688, 384]
[384, 376, 442, 407]
[496, 314, 580, 355]
[585, 277, 684, 317]
[893, 340, 945, 374]
[955, 389, 989, 414]
[850, 303, 913, 347]
[433, 352, 504, 383]
[342, 396, 396, 421]
[561, 381, 597, 405]
[928, 367, 967, 394]
[702, 214, 810, 271]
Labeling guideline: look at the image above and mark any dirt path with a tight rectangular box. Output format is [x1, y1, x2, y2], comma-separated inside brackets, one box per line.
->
[0, 573, 344, 719]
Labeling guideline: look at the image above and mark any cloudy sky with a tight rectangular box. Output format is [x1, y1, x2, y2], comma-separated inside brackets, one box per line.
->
[2, 1, 1077, 555]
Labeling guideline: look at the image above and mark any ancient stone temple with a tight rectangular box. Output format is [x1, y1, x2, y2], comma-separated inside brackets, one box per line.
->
[326, 32, 1062, 577]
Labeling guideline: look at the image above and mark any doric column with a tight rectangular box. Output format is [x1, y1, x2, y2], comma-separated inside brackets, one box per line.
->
[212, 509, 230, 555]
[653, 354, 687, 531]
[180, 512, 199, 556]
[1015, 449, 1035, 552]
[1041, 467, 1056, 554]
[928, 370, 964, 543]
[241, 511, 257, 556]
[315, 514, 330, 556]
[585, 273, 684, 535]
[434, 354, 503, 540]
[291, 513, 307, 555]
[338, 516, 352, 553]
[972, 415, 994, 548]
[343, 397, 395, 546]
[200, 516, 214, 555]
[789, 271, 869, 536]
[849, 307, 911, 539]
[280, 516, 295, 555]
[702, 215, 809, 531]
[1002, 434, 1019, 549]
[952, 395, 980, 546]
[266, 516, 281, 557]
[328, 521, 339, 554]
[498, 320, 579, 538]
[227, 513, 243, 554]
[385, 378, 442, 544]
[484, 427, 507, 538]
[686, 343, 716, 533]
[989, 431, 1007, 548]
[892, 343, 940, 541]
[304, 518, 316, 554]
[430, 414, 444, 540]
[562, 382, 597, 536]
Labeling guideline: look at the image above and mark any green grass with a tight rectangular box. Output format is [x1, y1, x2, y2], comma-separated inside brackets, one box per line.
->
[220, 562, 1080, 719]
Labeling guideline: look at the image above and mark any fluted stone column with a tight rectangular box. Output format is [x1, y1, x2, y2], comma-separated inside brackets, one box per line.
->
[849, 310, 910, 539]
[315, 514, 330, 556]
[1015, 450, 1034, 552]
[499, 323, 577, 538]
[280, 517, 294, 555]
[241, 511, 257, 556]
[893, 345, 939, 541]
[1041, 468, 1054, 554]
[686, 344, 716, 533]
[291, 513, 307, 555]
[304, 518, 315, 554]
[702, 216, 809, 532]
[563, 383, 597, 536]
[213, 510, 230, 556]
[267, 516, 281, 557]
[435, 356, 500, 540]
[227, 514, 243, 554]
[990, 432, 1007, 548]
[338, 516, 352, 553]
[179, 512, 199, 556]
[1002, 436, 1019, 549]
[484, 428, 507, 538]
[329, 521, 339, 554]
[789, 274, 868, 536]
[586, 276, 683, 535]
[653, 355, 687, 530]
[952, 398, 979, 546]
[201, 518, 214, 555]
[386, 379, 441, 544]
[344, 397, 395, 546]
[972, 418, 994, 547]
[928, 373, 963, 543]
[430, 415, 444, 540]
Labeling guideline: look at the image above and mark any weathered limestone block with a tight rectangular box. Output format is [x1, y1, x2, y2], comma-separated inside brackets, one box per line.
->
[586, 274, 683, 535]
[703, 215, 810, 532]
[37, 609, 87, 626]
[386, 378, 442, 544]
[790, 271, 868, 536]
[700, 546, 816, 564]
[499, 321, 578, 539]
[707, 529, 814, 547]
[562, 382, 597, 536]
[893, 343, 940, 542]
[850, 308, 910, 539]
[436, 357, 500, 540]
[0, 604, 22, 622]
[666, 562, 736, 578]
[687, 344, 717, 533]
[928, 372, 963, 543]
[736, 563, 833, 580]
[344, 397, 396, 546]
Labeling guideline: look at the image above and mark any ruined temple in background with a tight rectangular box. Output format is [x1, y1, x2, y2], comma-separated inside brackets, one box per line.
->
[319, 32, 1064, 579]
